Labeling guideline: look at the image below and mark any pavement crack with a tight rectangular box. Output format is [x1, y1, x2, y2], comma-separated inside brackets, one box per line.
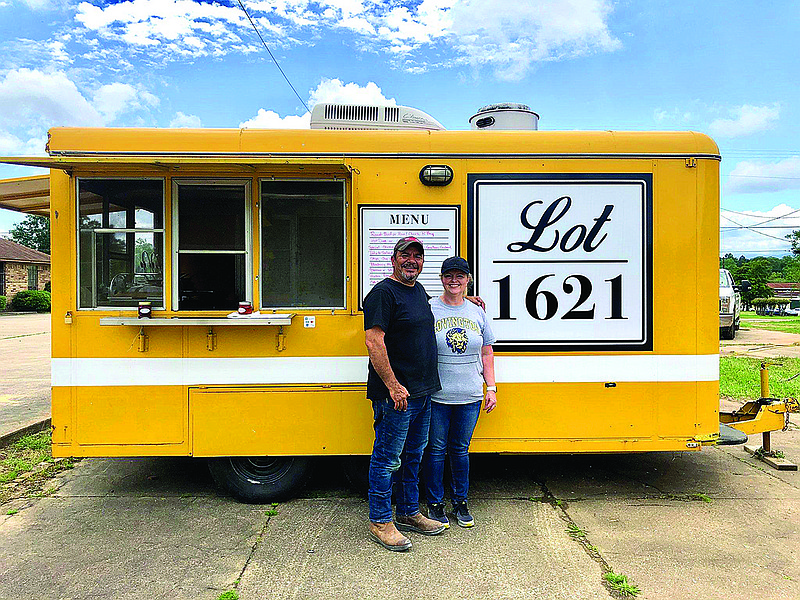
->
[533, 477, 642, 599]
[235, 513, 272, 589]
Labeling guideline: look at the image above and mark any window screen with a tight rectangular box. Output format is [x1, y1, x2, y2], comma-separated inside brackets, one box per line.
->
[260, 180, 345, 308]
[78, 179, 164, 308]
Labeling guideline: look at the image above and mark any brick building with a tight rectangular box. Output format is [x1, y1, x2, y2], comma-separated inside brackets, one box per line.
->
[0, 237, 51, 306]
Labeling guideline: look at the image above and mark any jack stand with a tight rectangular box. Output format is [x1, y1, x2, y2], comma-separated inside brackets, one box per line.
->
[743, 363, 798, 471]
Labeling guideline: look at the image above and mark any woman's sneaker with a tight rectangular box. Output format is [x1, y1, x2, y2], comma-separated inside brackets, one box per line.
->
[452, 501, 474, 528]
[427, 503, 450, 529]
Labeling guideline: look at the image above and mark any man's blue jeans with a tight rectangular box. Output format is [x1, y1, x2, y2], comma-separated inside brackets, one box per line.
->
[424, 400, 482, 504]
[368, 395, 431, 523]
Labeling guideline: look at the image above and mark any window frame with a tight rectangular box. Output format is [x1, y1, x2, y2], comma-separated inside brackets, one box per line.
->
[75, 177, 166, 311]
[258, 177, 347, 311]
[171, 178, 253, 312]
[27, 265, 38, 290]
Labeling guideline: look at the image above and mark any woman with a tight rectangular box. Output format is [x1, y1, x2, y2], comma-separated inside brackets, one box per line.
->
[424, 256, 496, 528]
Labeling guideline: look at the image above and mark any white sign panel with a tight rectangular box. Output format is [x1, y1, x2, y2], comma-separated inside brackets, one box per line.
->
[359, 206, 459, 306]
[469, 174, 652, 351]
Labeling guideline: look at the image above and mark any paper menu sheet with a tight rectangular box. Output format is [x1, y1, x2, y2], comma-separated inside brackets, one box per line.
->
[359, 206, 459, 306]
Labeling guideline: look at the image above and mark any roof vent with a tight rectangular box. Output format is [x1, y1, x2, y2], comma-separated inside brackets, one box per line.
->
[311, 103, 445, 131]
[469, 103, 539, 130]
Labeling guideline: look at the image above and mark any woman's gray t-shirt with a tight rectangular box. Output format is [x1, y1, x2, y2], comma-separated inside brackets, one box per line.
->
[430, 297, 496, 404]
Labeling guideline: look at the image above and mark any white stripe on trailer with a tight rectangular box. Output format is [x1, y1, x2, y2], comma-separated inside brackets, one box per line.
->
[51, 355, 719, 387]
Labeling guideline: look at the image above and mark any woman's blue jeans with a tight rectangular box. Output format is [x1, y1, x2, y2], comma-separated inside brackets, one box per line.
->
[424, 400, 482, 504]
[368, 395, 431, 523]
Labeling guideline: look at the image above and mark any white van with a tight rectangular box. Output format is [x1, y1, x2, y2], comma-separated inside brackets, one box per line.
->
[719, 268, 741, 339]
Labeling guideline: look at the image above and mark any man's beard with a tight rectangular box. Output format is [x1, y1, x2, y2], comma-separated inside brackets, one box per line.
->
[396, 261, 420, 283]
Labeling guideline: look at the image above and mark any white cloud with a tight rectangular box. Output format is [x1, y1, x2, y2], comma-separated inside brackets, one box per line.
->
[71, 0, 621, 79]
[709, 104, 780, 138]
[720, 203, 800, 256]
[239, 109, 311, 129]
[169, 112, 203, 128]
[75, 0, 249, 58]
[727, 157, 800, 194]
[0, 69, 161, 158]
[0, 68, 104, 128]
[19, 0, 55, 9]
[0, 130, 46, 155]
[309, 78, 396, 107]
[93, 82, 158, 122]
[239, 78, 396, 129]
[447, 0, 621, 79]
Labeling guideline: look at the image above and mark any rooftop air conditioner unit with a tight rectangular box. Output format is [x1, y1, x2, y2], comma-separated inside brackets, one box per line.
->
[310, 104, 445, 131]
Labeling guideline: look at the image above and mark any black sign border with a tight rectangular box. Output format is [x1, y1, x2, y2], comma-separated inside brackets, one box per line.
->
[358, 204, 461, 311]
[467, 173, 653, 353]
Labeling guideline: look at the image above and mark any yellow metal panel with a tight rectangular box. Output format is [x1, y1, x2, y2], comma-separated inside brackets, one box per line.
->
[50, 170, 74, 359]
[190, 386, 373, 456]
[473, 382, 656, 441]
[51, 386, 72, 446]
[44, 128, 720, 157]
[75, 386, 186, 446]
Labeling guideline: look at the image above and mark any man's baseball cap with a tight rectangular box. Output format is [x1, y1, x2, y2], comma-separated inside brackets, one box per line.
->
[440, 256, 470, 275]
[393, 236, 424, 255]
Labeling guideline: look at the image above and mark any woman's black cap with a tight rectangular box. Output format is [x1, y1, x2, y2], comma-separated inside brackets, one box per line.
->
[440, 256, 470, 275]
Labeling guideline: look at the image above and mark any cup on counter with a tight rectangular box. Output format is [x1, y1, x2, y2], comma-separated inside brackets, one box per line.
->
[138, 302, 152, 319]
[238, 301, 253, 315]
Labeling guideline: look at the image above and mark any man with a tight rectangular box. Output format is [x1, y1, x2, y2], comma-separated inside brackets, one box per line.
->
[364, 236, 446, 551]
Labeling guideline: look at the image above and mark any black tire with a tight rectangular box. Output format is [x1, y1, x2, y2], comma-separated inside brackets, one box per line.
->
[720, 323, 735, 340]
[208, 456, 312, 503]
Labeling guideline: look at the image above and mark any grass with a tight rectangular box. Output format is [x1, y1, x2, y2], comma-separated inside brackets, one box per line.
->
[216, 591, 239, 600]
[603, 570, 640, 597]
[566, 522, 587, 539]
[740, 311, 800, 335]
[0, 431, 53, 485]
[0, 431, 75, 505]
[692, 492, 712, 503]
[719, 357, 800, 399]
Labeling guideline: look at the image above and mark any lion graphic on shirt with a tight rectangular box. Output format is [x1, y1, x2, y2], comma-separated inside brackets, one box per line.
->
[445, 327, 469, 354]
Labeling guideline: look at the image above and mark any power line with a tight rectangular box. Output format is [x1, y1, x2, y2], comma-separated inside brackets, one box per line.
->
[236, 0, 309, 113]
[720, 214, 791, 242]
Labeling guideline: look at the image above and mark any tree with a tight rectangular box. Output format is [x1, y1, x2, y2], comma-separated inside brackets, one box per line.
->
[738, 257, 773, 305]
[788, 230, 800, 257]
[10, 215, 50, 254]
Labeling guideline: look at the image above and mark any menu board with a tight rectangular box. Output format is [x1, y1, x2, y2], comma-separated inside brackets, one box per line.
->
[359, 205, 459, 307]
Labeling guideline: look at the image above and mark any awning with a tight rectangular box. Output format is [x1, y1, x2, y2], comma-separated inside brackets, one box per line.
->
[0, 155, 351, 172]
[0, 175, 50, 216]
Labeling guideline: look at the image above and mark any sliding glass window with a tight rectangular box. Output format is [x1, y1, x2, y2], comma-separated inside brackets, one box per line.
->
[77, 179, 164, 308]
[173, 180, 251, 310]
[260, 180, 345, 309]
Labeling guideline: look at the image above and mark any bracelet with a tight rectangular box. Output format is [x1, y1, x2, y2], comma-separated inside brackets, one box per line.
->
[486, 385, 497, 392]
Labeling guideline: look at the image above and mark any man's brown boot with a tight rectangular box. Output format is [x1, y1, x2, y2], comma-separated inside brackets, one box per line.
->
[369, 521, 412, 552]
[395, 512, 446, 536]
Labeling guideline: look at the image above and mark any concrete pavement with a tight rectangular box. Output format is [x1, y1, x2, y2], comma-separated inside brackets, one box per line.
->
[0, 313, 50, 439]
[2, 432, 799, 600]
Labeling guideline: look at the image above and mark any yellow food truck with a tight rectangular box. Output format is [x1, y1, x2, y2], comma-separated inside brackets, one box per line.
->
[0, 103, 792, 501]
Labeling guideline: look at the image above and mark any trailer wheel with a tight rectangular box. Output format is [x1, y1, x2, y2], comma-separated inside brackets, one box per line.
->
[208, 456, 312, 503]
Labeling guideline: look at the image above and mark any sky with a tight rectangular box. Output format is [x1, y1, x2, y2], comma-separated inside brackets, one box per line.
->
[0, 0, 799, 257]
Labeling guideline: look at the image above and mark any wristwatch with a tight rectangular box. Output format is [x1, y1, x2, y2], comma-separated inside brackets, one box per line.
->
[486, 385, 497, 392]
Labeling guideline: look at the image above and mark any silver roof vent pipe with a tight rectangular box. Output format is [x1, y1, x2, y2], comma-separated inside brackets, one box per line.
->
[469, 103, 539, 130]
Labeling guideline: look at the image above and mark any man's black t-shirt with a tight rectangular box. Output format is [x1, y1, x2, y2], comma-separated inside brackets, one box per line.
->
[363, 278, 441, 400]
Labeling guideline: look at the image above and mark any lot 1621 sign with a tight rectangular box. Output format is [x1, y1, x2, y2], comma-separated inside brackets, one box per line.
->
[468, 174, 652, 351]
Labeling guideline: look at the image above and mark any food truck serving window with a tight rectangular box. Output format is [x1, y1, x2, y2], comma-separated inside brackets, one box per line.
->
[260, 180, 345, 309]
[173, 179, 251, 311]
[78, 179, 164, 309]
